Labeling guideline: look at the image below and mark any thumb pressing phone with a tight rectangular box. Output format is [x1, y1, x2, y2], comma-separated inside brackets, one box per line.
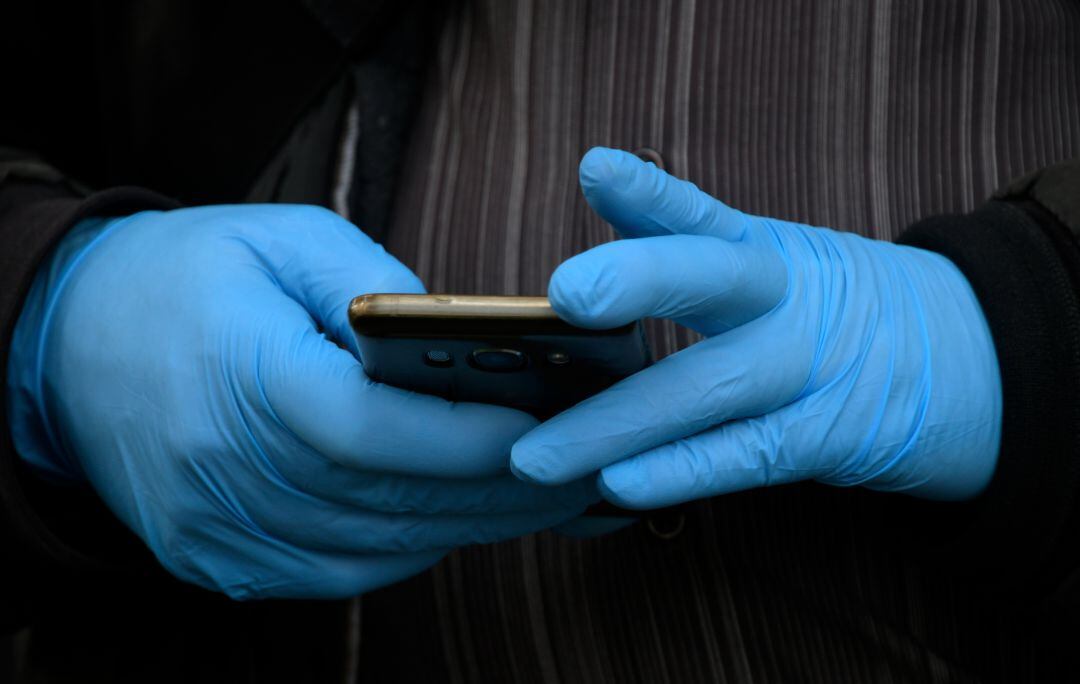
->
[348, 294, 651, 417]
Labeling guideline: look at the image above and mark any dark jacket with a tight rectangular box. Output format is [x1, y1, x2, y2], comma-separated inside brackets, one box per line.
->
[3, 1, 1080, 682]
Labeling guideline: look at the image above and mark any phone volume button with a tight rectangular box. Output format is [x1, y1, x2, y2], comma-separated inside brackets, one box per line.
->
[469, 349, 527, 372]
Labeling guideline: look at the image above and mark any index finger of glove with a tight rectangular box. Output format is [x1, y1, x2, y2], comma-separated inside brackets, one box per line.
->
[260, 322, 539, 479]
[510, 316, 808, 485]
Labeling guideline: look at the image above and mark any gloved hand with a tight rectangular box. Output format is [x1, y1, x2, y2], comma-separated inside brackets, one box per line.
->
[7, 205, 596, 599]
[511, 148, 1002, 509]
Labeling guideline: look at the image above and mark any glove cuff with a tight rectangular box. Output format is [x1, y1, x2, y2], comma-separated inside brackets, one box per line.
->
[7, 217, 124, 480]
[899, 195, 1080, 596]
[0, 169, 179, 627]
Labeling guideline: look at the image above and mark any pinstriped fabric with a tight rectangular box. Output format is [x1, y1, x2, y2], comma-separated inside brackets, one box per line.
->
[368, 1, 1080, 682]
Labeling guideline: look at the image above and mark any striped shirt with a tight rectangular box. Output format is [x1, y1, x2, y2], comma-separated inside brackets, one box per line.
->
[348, 1, 1080, 681]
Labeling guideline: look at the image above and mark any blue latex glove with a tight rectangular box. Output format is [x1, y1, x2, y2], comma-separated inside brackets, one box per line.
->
[512, 148, 1002, 509]
[7, 205, 596, 599]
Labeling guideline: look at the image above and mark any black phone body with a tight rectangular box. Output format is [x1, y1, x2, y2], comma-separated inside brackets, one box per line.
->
[349, 294, 651, 417]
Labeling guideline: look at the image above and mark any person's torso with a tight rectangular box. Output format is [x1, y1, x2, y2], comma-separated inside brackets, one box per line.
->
[365, 2, 1080, 682]
[14, 1, 1080, 682]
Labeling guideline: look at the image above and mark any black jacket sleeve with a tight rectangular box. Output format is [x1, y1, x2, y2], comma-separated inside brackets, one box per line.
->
[898, 158, 1080, 601]
[0, 151, 180, 630]
[0, 2, 430, 633]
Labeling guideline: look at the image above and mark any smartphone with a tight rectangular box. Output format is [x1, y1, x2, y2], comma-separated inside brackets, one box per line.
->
[348, 294, 651, 417]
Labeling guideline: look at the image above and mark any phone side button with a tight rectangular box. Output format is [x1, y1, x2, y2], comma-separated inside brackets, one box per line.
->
[546, 351, 571, 366]
[469, 348, 527, 372]
[424, 350, 454, 367]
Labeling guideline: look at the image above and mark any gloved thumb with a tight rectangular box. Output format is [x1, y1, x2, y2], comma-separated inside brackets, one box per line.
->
[235, 205, 424, 356]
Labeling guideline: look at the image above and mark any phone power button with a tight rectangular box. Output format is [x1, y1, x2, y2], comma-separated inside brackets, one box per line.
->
[469, 349, 527, 372]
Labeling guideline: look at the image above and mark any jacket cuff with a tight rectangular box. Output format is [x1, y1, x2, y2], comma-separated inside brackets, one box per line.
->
[0, 169, 179, 628]
[899, 192, 1080, 595]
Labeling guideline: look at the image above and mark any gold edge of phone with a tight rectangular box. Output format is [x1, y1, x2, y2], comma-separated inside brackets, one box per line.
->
[349, 293, 561, 321]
